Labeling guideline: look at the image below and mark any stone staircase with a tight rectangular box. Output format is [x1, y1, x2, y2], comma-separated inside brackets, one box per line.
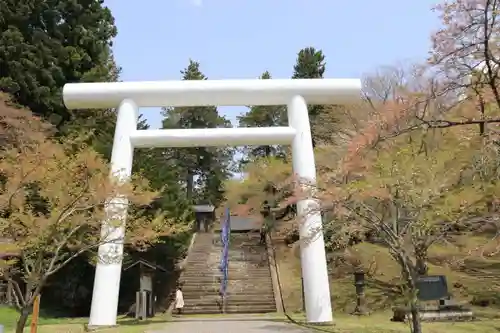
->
[180, 232, 276, 314]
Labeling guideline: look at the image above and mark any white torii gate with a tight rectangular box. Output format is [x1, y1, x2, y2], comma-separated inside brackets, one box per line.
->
[63, 78, 361, 326]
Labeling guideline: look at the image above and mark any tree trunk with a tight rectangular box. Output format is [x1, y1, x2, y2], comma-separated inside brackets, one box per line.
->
[264, 146, 272, 158]
[415, 245, 429, 276]
[186, 172, 194, 200]
[415, 255, 428, 276]
[16, 307, 30, 333]
[399, 254, 423, 333]
[409, 301, 423, 333]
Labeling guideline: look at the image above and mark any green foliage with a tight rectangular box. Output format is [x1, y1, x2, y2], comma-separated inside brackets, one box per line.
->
[132, 115, 193, 223]
[237, 71, 287, 163]
[292, 47, 326, 125]
[161, 59, 234, 206]
[0, 0, 118, 127]
[292, 47, 326, 80]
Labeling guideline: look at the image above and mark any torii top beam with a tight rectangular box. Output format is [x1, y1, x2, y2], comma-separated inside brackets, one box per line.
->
[63, 78, 362, 109]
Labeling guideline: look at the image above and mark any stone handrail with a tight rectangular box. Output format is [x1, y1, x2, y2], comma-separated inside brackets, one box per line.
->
[265, 234, 284, 313]
[175, 232, 198, 271]
[166, 232, 198, 315]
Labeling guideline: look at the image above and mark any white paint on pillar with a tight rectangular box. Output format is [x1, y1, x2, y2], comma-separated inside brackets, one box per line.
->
[88, 99, 138, 327]
[287, 95, 333, 324]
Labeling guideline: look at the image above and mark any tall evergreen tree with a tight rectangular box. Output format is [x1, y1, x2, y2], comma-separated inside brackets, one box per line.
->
[162, 59, 233, 205]
[133, 116, 193, 220]
[292, 47, 327, 147]
[237, 71, 286, 162]
[0, 0, 118, 127]
[292, 47, 326, 80]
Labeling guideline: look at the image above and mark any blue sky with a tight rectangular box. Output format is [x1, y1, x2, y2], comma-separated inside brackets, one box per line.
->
[104, 0, 441, 129]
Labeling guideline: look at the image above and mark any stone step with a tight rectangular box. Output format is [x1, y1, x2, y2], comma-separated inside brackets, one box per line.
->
[221, 256, 268, 260]
[183, 301, 275, 308]
[229, 236, 262, 240]
[180, 282, 219, 287]
[181, 306, 276, 314]
[183, 287, 274, 294]
[182, 281, 273, 294]
[226, 288, 274, 294]
[228, 250, 268, 253]
[225, 258, 268, 262]
[182, 266, 271, 277]
[182, 270, 216, 275]
[188, 251, 267, 261]
[181, 282, 219, 287]
[181, 277, 273, 283]
[182, 303, 275, 310]
[181, 274, 272, 280]
[182, 270, 271, 277]
[180, 295, 275, 302]
[182, 282, 274, 289]
[181, 287, 220, 292]
[227, 265, 271, 269]
[227, 256, 268, 260]
[186, 258, 269, 263]
[183, 266, 271, 272]
[189, 249, 215, 252]
[183, 295, 275, 302]
[183, 293, 275, 299]
[180, 277, 273, 283]
[180, 289, 275, 296]
[185, 263, 269, 268]
[181, 275, 273, 280]
[182, 264, 221, 269]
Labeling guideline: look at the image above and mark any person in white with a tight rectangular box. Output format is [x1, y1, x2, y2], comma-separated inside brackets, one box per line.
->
[174, 286, 184, 315]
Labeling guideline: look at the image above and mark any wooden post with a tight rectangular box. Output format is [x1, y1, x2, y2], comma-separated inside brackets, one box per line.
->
[6, 281, 12, 305]
[30, 294, 41, 333]
[135, 291, 140, 320]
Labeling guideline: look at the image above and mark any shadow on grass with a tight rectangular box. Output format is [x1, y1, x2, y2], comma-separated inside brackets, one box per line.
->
[364, 278, 403, 309]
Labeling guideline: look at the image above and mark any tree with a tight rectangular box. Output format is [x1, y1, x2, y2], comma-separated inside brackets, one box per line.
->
[162, 59, 234, 205]
[0, 93, 53, 149]
[222, 156, 296, 231]
[224, 60, 500, 332]
[310, 97, 500, 332]
[133, 115, 194, 223]
[389, 0, 500, 136]
[0, 119, 178, 333]
[292, 47, 326, 81]
[237, 71, 286, 163]
[292, 47, 327, 146]
[0, 0, 118, 129]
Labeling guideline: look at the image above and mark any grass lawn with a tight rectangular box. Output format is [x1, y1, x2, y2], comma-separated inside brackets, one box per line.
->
[272, 234, 500, 332]
[0, 306, 171, 333]
[285, 310, 500, 333]
[274, 236, 500, 313]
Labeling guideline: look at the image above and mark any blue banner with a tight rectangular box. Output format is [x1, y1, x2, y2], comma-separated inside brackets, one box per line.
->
[220, 208, 230, 297]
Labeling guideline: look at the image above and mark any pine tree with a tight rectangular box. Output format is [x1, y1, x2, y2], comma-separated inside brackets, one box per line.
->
[162, 60, 233, 205]
[237, 71, 286, 162]
[292, 47, 328, 146]
[0, 0, 118, 127]
[133, 116, 192, 220]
